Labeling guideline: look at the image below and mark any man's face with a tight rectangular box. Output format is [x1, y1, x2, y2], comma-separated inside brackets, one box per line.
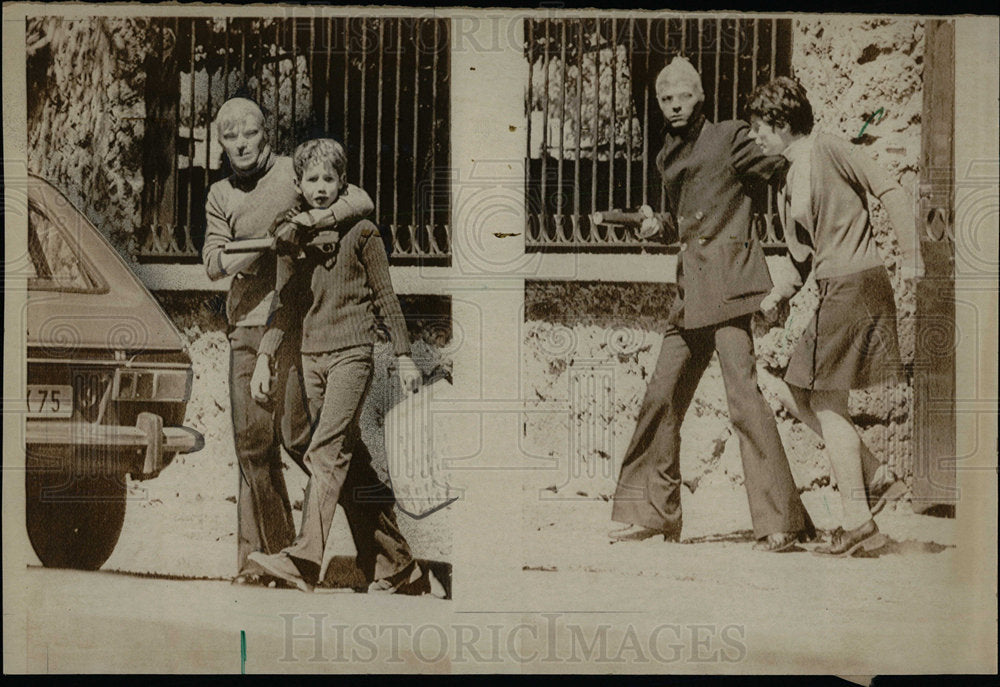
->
[219, 116, 265, 172]
[656, 83, 701, 129]
[296, 160, 342, 209]
[748, 117, 790, 156]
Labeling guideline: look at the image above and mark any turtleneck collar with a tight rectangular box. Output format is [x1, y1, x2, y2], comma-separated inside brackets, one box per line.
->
[664, 111, 707, 144]
[230, 144, 275, 185]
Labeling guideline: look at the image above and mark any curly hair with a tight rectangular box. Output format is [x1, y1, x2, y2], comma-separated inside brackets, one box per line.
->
[292, 138, 348, 180]
[746, 77, 814, 136]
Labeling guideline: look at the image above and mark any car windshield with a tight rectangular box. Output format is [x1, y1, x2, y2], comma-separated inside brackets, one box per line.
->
[27, 202, 102, 292]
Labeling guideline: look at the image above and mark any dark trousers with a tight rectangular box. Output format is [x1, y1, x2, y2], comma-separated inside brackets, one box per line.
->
[284, 345, 413, 584]
[229, 325, 312, 575]
[612, 316, 815, 540]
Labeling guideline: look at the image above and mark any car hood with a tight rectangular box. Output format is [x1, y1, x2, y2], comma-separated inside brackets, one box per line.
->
[27, 289, 186, 352]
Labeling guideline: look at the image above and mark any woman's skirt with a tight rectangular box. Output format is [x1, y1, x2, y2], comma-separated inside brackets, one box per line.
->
[785, 265, 904, 391]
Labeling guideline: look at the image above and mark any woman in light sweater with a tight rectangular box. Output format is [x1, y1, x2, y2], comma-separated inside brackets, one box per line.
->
[746, 78, 924, 556]
[202, 97, 374, 585]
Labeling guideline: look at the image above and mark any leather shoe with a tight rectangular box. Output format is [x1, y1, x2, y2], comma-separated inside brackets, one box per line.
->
[247, 552, 315, 593]
[752, 531, 804, 553]
[813, 520, 886, 557]
[608, 524, 680, 543]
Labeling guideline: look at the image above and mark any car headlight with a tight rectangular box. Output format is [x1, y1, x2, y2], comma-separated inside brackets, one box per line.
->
[113, 368, 191, 402]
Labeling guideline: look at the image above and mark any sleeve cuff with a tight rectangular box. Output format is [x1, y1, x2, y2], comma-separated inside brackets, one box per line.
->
[257, 329, 284, 359]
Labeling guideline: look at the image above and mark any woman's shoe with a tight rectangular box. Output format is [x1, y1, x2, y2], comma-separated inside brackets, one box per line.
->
[813, 520, 887, 557]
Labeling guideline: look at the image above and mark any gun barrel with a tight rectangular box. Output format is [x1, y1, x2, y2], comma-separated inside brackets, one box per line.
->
[590, 207, 651, 227]
[222, 237, 277, 254]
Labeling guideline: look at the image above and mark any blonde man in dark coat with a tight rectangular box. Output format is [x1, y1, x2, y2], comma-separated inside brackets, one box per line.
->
[610, 58, 814, 551]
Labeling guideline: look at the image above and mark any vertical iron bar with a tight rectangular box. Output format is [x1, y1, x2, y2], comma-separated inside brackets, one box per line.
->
[272, 20, 279, 145]
[608, 16, 616, 219]
[713, 18, 721, 122]
[205, 18, 212, 174]
[291, 18, 297, 143]
[324, 17, 332, 131]
[541, 19, 550, 237]
[697, 18, 704, 73]
[641, 18, 649, 207]
[411, 18, 421, 250]
[255, 21, 263, 104]
[186, 18, 195, 240]
[573, 19, 583, 240]
[659, 18, 666, 216]
[732, 20, 739, 120]
[343, 19, 350, 176]
[557, 20, 566, 233]
[359, 19, 368, 188]
[224, 18, 230, 101]
[590, 19, 599, 223]
[393, 18, 402, 229]
[430, 18, 439, 244]
[525, 19, 534, 240]
[626, 18, 633, 209]
[375, 19, 384, 223]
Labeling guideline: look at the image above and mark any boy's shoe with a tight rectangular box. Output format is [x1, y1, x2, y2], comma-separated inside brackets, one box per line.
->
[608, 523, 680, 543]
[368, 561, 445, 598]
[247, 552, 315, 593]
[812, 520, 887, 557]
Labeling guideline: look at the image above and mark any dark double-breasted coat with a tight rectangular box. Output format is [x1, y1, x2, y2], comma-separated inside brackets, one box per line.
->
[611, 114, 814, 540]
[655, 115, 784, 330]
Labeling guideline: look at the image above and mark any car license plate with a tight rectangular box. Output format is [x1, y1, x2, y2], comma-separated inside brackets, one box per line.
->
[26, 385, 73, 418]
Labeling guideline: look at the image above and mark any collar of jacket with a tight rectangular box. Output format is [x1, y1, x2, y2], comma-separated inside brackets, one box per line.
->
[662, 113, 707, 145]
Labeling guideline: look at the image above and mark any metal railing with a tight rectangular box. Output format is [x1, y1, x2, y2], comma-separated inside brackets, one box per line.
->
[524, 17, 792, 253]
[139, 16, 450, 264]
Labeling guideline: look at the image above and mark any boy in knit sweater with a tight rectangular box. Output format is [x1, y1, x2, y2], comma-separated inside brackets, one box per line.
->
[248, 138, 430, 594]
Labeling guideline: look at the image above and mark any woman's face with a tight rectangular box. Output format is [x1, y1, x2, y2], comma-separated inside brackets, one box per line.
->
[219, 116, 265, 172]
[749, 117, 790, 157]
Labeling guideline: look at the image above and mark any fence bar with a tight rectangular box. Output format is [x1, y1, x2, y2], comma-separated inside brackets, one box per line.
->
[625, 18, 633, 209]
[411, 18, 421, 248]
[359, 20, 369, 187]
[557, 20, 567, 229]
[525, 20, 534, 242]
[205, 18, 212, 174]
[572, 19, 583, 241]
[731, 20, 739, 119]
[223, 18, 230, 100]
[541, 19, 550, 237]
[590, 18, 600, 223]
[343, 19, 350, 174]
[430, 19, 439, 242]
[375, 19, 385, 222]
[291, 20, 298, 143]
[186, 18, 195, 241]
[393, 19, 402, 230]
[608, 17, 616, 213]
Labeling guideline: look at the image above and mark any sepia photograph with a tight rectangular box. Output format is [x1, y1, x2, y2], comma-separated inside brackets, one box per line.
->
[3, 4, 997, 675]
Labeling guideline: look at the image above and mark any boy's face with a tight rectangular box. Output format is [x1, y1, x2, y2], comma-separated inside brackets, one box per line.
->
[296, 159, 342, 209]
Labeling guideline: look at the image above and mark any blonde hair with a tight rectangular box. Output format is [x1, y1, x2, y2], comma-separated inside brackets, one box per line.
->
[214, 97, 266, 137]
[293, 138, 347, 180]
[655, 57, 704, 101]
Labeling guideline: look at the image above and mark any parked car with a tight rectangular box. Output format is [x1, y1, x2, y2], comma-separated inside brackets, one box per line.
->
[23, 174, 203, 570]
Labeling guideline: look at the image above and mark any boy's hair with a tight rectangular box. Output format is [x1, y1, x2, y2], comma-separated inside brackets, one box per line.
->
[215, 97, 266, 137]
[746, 77, 814, 136]
[293, 138, 348, 180]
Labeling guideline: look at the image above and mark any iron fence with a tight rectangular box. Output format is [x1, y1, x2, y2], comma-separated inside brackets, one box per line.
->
[139, 16, 450, 264]
[524, 17, 792, 253]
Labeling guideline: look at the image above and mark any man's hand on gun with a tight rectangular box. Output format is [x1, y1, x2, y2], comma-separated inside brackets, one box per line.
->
[589, 205, 675, 241]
